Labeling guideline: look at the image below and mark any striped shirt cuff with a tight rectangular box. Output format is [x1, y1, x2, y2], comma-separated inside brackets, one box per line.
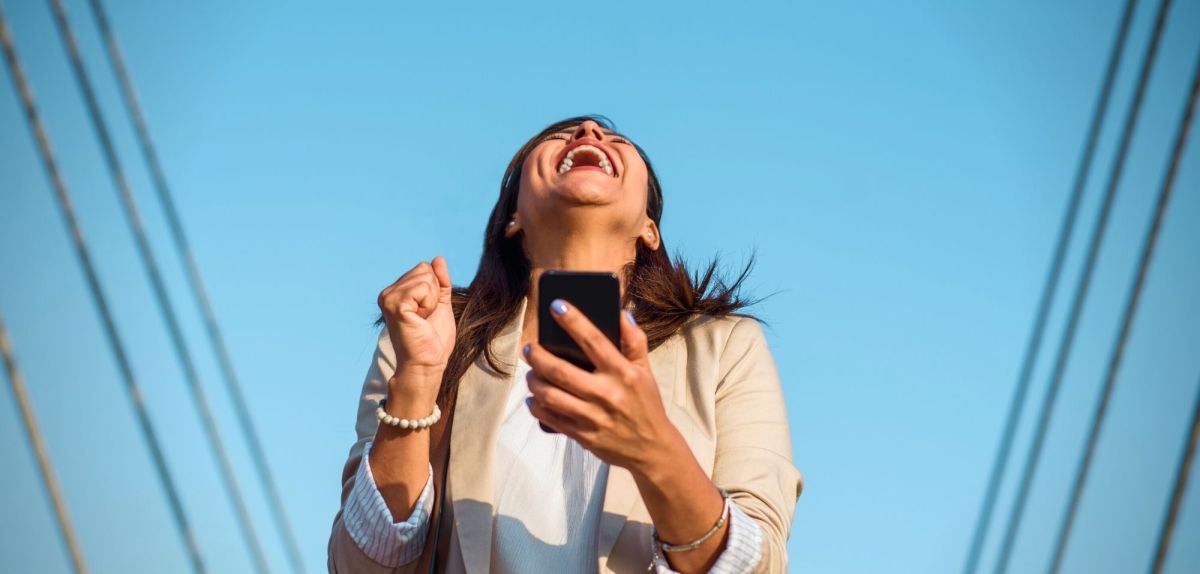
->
[342, 441, 435, 567]
[651, 500, 764, 573]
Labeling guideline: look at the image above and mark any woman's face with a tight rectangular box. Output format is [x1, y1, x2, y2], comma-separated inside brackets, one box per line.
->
[514, 120, 655, 246]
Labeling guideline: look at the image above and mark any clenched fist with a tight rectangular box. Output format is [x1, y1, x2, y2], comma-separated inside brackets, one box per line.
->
[377, 256, 456, 393]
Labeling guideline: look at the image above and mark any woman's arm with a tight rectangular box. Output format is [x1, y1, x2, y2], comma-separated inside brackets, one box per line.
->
[327, 333, 438, 572]
[706, 316, 804, 572]
[525, 304, 801, 572]
[630, 426, 738, 572]
[369, 368, 440, 522]
[329, 256, 458, 570]
[628, 316, 800, 573]
[369, 256, 456, 521]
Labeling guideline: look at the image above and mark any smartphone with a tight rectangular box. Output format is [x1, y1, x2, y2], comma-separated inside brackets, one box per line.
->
[536, 270, 622, 433]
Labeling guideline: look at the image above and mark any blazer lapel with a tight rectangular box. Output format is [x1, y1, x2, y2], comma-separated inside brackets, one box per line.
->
[597, 336, 679, 565]
[449, 295, 528, 574]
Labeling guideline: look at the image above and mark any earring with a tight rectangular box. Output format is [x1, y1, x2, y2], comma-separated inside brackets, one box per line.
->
[508, 220, 516, 227]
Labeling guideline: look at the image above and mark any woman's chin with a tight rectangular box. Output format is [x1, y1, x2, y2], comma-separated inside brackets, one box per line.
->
[550, 180, 619, 206]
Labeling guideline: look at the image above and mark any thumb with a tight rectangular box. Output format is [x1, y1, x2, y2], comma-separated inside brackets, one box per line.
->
[431, 256, 453, 300]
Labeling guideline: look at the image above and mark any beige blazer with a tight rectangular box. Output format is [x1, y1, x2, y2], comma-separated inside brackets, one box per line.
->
[327, 295, 803, 573]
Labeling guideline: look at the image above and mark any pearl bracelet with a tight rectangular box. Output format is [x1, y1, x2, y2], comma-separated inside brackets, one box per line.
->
[376, 398, 441, 430]
[652, 487, 732, 553]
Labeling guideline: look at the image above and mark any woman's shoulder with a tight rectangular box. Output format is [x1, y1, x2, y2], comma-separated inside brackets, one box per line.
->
[667, 313, 772, 377]
[675, 312, 768, 352]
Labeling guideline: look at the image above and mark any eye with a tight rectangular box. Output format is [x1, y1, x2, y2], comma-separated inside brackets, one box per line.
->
[541, 132, 630, 145]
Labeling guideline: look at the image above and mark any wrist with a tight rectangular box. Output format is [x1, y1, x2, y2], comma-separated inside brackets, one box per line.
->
[385, 372, 441, 419]
[629, 424, 692, 488]
[393, 362, 445, 384]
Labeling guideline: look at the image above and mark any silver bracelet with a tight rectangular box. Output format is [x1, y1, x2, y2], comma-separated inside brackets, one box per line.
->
[652, 488, 731, 553]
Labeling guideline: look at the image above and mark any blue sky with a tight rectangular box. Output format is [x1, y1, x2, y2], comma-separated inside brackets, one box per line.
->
[1, 0, 1199, 572]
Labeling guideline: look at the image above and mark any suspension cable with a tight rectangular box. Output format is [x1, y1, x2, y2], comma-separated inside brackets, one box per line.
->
[960, 1, 1138, 571]
[0, 4, 204, 571]
[1150, 373, 1200, 574]
[80, 1, 306, 570]
[1050, 45, 1200, 574]
[992, 0, 1175, 571]
[43, 0, 270, 571]
[0, 312, 88, 573]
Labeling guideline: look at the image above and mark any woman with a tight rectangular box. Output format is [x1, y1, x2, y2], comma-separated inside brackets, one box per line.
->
[327, 116, 803, 573]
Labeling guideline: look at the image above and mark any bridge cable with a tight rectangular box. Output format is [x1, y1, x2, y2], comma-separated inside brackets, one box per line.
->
[1150, 373, 1200, 574]
[959, 1, 1138, 571]
[991, 0, 1175, 571]
[80, 1, 306, 570]
[0, 3, 205, 571]
[1049, 44, 1200, 574]
[0, 312, 88, 574]
[44, 0, 270, 571]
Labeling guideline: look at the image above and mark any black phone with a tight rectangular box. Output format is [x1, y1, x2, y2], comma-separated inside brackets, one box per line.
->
[536, 270, 621, 433]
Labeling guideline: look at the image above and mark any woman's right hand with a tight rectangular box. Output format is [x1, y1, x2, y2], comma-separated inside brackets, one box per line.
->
[377, 256, 457, 393]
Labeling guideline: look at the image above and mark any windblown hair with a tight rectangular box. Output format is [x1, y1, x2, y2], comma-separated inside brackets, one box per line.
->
[428, 115, 763, 407]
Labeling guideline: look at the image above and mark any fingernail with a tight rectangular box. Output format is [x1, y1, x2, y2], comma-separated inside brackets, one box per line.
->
[550, 299, 568, 316]
[523, 343, 530, 357]
[524, 396, 533, 409]
[624, 310, 636, 326]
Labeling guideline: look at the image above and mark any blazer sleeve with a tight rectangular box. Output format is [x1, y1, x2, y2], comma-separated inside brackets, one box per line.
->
[711, 316, 804, 573]
[327, 330, 426, 574]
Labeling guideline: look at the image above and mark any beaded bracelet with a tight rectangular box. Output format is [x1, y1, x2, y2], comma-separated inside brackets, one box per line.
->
[652, 488, 731, 553]
[376, 398, 441, 430]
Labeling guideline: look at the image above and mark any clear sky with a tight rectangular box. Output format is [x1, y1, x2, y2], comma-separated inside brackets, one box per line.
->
[2, 0, 1199, 572]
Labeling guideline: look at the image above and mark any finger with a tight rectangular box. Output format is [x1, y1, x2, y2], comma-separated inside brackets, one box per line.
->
[526, 371, 601, 424]
[397, 273, 438, 319]
[524, 342, 604, 402]
[431, 256, 453, 303]
[526, 396, 582, 439]
[401, 260, 434, 284]
[382, 261, 434, 303]
[619, 309, 649, 366]
[378, 262, 441, 322]
[547, 299, 625, 371]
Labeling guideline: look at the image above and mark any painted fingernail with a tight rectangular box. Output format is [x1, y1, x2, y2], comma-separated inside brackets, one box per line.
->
[524, 396, 534, 409]
[523, 343, 530, 357]
[624, 310, 636, 326]
[550, 299, 568, 316]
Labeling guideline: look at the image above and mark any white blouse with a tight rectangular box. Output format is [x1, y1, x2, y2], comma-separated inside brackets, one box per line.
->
[489, 357, 610, 571]
[342, 357, 764, 572]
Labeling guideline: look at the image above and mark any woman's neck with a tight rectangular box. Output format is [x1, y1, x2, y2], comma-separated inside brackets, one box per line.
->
[519, 232, 636, 354]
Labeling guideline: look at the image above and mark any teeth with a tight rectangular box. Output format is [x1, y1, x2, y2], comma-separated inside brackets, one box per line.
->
[558, 145, 614, 176]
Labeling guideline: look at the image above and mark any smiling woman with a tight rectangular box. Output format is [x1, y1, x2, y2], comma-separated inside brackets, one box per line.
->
[327, 116, 803, 573]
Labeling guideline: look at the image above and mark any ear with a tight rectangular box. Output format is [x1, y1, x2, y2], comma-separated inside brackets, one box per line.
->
[640, 220, 661, 251]
[504, 215, 521, 239]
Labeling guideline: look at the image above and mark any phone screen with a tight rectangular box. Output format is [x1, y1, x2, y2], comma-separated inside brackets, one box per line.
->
[537, 271, 622, 371]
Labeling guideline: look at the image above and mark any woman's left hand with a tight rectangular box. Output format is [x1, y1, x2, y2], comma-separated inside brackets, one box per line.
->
[524, 299, 679, 473]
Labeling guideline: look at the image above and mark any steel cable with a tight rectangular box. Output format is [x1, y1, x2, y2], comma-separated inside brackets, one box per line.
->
[44, 0, 270, 571]
[0, 3, 205, 570]
[991, 0, 1175, 571]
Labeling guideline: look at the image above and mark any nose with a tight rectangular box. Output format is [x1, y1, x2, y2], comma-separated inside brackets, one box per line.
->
[571, 120, 606, 141]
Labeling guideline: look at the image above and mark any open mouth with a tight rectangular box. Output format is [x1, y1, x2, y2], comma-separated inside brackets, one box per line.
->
[557, 144, 615, 176]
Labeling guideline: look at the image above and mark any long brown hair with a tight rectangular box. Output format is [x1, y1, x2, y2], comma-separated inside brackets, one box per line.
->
[427, 115, 764, 407]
